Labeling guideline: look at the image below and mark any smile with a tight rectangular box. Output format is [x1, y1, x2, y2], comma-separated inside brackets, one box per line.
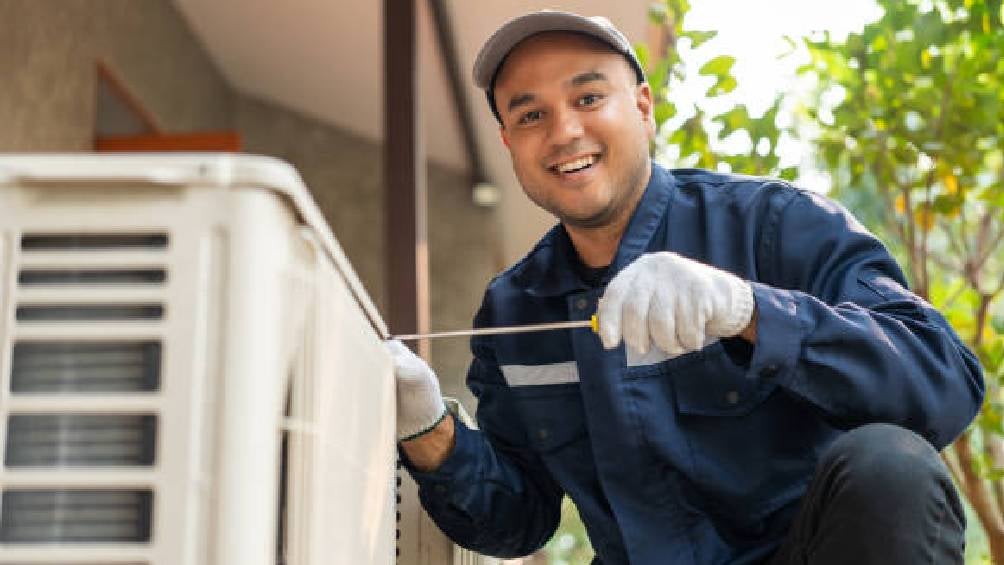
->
[549, 153, 601, 175]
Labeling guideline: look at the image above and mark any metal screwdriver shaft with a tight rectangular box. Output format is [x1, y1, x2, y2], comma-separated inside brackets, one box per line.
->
[391, 314, 599, 341]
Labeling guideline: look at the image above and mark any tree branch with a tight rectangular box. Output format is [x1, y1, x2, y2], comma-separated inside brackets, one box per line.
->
[943, 448, 965, 489]
[955, 433, 1004, 535]
[973, 221, 1004, 281]
[919, 172, 934, 297]
[988, 438, 1004, 520]
[993, 268, 1004, 299]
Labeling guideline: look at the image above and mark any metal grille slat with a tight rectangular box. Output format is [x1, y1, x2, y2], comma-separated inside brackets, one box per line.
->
[15, 305, 164, 322]
[5, 415, 156, 467]
[19, 269, 167, 285]
[11, 342, 160, 393]
[20, 234, 168, 250]
[0, 490, 154, 543]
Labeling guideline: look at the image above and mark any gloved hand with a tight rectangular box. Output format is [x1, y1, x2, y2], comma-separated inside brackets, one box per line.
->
[387, 340, 448, 442]
[597, 252, 754, 357]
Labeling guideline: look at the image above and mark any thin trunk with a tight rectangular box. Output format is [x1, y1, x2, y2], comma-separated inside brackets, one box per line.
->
[954, 433, 1004, 562]
[989, 438, 1004, 519]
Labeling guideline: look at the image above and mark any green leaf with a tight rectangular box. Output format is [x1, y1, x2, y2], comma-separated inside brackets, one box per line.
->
[977, 185, 1004, 206]
[932, 194, 964, 214]
[634, 43, 650, 71]
[699, 55, 736, 77]
[716, 106, 748, 129]
[778, 167, 799, 181]
[992, 315, 1004, 336]
[668, 127, 688, 145]
[682, 30, 717, 49]
[706, 75, 738, 97]
[653, 101, 677, 126]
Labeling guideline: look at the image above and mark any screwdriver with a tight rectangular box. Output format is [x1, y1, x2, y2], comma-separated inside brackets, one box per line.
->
[391, 314, 599, 341]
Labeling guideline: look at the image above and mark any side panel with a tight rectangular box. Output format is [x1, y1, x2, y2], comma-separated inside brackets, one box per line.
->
[305, 230, 396, 565]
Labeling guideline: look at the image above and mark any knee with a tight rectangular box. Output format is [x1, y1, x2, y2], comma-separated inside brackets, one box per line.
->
[821, 424, 951, 501]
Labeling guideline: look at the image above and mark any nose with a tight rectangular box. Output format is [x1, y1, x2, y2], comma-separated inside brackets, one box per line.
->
[546, 106, 585, 148]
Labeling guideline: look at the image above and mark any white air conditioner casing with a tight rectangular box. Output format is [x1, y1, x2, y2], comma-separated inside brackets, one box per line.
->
[0, 153, 499, 565]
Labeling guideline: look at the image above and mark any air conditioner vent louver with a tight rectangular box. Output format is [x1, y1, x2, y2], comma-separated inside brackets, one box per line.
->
[4, 227, 168, 556]
[0, 489, 154, 543]
[20, 233, 168, 250]
[19, 269, 167, 286]
[15, 305, 164, 322]
[11, 341, 161, 393]
[5, 414, 157, 467]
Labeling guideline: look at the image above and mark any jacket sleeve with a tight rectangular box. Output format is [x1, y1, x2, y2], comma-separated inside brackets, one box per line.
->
[748, 188, 984, 449]
[399, 302, 563, 557]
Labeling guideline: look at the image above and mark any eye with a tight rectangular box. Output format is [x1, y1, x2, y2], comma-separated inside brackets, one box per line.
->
[577, 93, 603, 107]
[518, 109, 543, 125]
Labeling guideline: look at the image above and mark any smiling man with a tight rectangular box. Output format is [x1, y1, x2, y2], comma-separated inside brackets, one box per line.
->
[388, 10, 983, 565]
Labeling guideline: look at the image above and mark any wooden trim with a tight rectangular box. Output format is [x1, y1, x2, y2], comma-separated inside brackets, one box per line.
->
[96, 59, 164, 135]
[95, 131, 242, 152]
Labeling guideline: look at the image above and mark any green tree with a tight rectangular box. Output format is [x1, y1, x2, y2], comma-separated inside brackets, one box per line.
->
[798, 0, 1004, 561]
[642, 0, 791, 178]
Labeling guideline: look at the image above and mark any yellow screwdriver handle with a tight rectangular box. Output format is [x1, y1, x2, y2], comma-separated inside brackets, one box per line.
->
[590, 314, 599, 334]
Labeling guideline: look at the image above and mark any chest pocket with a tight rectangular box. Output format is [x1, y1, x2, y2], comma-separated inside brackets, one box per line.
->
[509, 384, 588, 452]
[670, 341, 774, 416]
[624, 340, 774, 417]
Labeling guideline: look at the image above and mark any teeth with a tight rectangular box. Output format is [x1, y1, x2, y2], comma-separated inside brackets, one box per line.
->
[557, 155, 597, 173]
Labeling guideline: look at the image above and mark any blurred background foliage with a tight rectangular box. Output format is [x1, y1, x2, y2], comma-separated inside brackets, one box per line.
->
[544, 0, 1004, 563]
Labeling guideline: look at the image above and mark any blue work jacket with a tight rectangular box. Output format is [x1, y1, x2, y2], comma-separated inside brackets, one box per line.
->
[403, 164, 983, 564]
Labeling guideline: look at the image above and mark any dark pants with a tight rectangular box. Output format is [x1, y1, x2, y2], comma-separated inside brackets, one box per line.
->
[768, 423, 966, 565]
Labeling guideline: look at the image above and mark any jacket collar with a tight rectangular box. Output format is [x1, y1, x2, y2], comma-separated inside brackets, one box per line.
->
[515, 163, 677, 298]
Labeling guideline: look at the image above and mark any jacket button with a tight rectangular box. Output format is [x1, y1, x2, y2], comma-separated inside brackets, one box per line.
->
[726, 390, 740, 405]
[537, 428, 551, 441]
[760, 364, 779, 378]
[575, 298, 589, 310]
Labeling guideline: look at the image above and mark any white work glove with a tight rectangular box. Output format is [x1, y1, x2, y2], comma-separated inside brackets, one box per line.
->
[597, 252, 754, 357]
[387, 340, 448, 442]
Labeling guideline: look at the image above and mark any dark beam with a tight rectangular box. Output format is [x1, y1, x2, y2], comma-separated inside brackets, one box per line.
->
[428, 0, 488, 186]
[384, 0, 430, 357]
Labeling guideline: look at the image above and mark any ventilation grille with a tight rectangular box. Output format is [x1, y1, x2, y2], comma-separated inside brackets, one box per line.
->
[19, 268, 167, 286]
[2, 231, 167, 549]
[16, 305, 164, 322]
[20, 233, 168, 250]
[5, 414, 156, 467]
[0, 489, 154, 543]
[11, 341, 161, 393]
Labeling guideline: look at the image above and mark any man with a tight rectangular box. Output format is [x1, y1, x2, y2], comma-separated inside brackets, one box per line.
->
[389, 10, 984, 564]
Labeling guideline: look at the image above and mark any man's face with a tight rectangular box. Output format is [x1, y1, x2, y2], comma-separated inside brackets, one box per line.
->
[493, 32, 655, 229]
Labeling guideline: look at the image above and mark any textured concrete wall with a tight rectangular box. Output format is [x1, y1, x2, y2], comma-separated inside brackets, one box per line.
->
[427, 160, 500, 406]
[238, 95, 497, 408]
[0, 0, 233, 150]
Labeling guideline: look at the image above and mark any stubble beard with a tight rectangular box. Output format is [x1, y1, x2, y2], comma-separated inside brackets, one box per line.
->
[526, 149, 651, 230]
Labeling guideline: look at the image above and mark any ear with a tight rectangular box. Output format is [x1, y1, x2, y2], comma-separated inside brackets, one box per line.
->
[635, 82, 656, 139]
[500, 127, 510, 148]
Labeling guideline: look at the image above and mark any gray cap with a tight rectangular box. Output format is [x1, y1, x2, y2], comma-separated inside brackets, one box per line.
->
[472, 10, 644, 91]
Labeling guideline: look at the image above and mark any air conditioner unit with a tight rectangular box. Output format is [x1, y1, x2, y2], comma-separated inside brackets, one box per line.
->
[0, 153, 501, 565]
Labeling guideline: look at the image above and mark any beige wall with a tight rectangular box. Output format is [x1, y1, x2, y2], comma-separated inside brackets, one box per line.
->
[0, 0, 234, 149]
[0, 0, 499, 408]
